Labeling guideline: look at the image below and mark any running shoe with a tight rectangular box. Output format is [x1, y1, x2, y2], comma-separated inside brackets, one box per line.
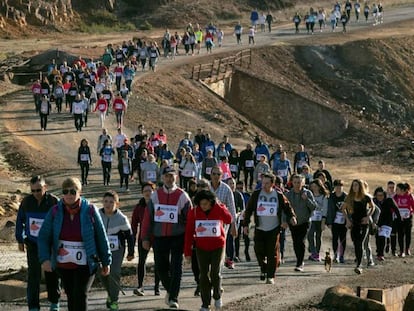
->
[260, 272, 266, 281]
[214, 298, 223, 310]
[109, 301, 119, 311]
[169, 301, 179, 309]
[133, 287, 145, 296]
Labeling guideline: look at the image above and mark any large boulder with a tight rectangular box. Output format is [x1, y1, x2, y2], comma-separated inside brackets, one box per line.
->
[322, 285, 386, 311]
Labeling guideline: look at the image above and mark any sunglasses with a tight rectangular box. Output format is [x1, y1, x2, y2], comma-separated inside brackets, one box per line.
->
[62, 189, 77, 195]
[31, 188, 42, 193]
[211, 172, 221, 176]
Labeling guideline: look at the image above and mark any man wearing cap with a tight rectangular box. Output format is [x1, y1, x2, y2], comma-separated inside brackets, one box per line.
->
[141, 167, 192, 309]
[15, 176, 61, 311]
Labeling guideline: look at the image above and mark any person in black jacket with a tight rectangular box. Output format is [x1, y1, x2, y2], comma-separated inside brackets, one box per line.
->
[77, 139, 92, 186]
[243, 173, 297, 284]
[239, 144, 255, 191]
[15, 175, 61, 311]
[373, 187, 399, 261]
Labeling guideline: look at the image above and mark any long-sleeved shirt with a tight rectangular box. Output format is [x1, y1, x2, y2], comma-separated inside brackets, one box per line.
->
[285, 188, 318, 225]
[99, 208, 134, 257]
[141, 185, 192, 240]
[15, 192, 58, 244]
[184, 202, 232, 257]
[210, 181, 236, 222]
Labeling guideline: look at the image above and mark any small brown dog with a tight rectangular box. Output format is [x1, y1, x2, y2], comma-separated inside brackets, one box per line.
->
[324, 250, 332, 272]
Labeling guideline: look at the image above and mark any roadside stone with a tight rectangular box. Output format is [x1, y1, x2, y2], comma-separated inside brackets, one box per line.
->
[322, 285, 386, 311]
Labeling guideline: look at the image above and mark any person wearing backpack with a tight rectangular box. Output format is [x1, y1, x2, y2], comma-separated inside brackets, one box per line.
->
[38, 177, 112, 311]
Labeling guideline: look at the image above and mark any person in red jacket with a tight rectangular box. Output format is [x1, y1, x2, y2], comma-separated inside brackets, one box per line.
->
[94, 93, 108, 128]
[184, 190, 232, 311]
[112, 93, 127, 128]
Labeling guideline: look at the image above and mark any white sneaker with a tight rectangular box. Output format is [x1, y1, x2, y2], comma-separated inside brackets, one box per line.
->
[133, 287, 144, 296]
[214, 298, 222, 310]
[200, 307, 210, 311]
[266, 278, 275, 284]
[169, 301, 179, 309]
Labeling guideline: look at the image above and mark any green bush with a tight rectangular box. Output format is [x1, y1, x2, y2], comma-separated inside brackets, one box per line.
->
[139, 20, 153, 30]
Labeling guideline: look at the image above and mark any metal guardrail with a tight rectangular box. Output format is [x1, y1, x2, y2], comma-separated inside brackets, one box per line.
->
[191, 49, 252, 82]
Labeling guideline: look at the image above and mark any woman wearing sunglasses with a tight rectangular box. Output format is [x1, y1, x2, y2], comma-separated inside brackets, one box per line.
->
[38, 177, 112, 311]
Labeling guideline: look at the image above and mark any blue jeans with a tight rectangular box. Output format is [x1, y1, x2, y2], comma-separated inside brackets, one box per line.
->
[153, 235, 184, 302]
[26, 242, 60, 309]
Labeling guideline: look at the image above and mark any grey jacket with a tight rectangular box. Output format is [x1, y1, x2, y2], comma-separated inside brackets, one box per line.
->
[285, 188, 318, 225]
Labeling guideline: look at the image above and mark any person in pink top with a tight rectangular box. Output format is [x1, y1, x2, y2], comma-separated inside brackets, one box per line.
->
[154, 128, 168, 144]
[394, 183, 414, 257]
[219, 156, 232, 182]
[94, 93, 109, 128]
[112, 93, 127, 128]
[31, 79, 42, 113]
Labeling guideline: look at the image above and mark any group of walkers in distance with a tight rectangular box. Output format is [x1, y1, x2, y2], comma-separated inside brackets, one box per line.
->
[31, 51, 133, 131]
[16, 125, 414, 311]
[293, 0, 384, 34]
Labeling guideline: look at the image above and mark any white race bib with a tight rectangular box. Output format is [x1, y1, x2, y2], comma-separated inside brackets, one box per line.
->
[230, 164, 238, 172]
[146, 170, 156, 180]
[103, 154, 112, 162]
[400, 208, 411, 219]
[256, 154, 264, 161]
[334, 211, 345, 224]
[223, 172, 230, 180]
[182, 169, 195, 177]
[69, 90, 77, 96]
[41, 88, 49, 94]
[123, 163, 130, 174]
[257, 202, 277, 217]
[29, 217, 44, 237]
[378, 225, 392, 238]
[108, 235, 120, 251]
[154, 204, 178, 223]
[277, 169, 288, 177]
[115, 103, 123, 110]
[151, 140, 159, 147]
[80, 154, 89, 162]
[98, 104, 106, 111]
[195, 220, 221, 237]
[40, 102, 49, 114]
[57, 240, 87, 265]
[245, 160, 254, 168]
[74, 105, 82, 114]
[311, 210, 322, 221]
[205, 167, 212, 175]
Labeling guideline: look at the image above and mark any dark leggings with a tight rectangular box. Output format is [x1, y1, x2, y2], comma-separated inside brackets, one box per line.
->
[332, 223, 347, 257]
[137, 241, 160, 289]
[101, 161, 112, 185]
[351, 225, 369, 267]
[57, 266, 95, 311]
[80, 162, 89, 185]
[290, 222, 309, 267]
[398, 218, 412, 253]
[243, 168, 254, 189]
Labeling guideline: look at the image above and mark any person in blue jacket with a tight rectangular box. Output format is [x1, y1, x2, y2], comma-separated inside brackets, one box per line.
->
[15, 175, 61, 311]
[250, 8, 259, 29]
[38, 177, 112, 311]
[254, 136, 270, 165]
